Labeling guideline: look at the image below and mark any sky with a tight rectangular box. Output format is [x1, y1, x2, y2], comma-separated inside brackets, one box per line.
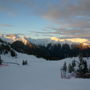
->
[0, 0, 90, 39]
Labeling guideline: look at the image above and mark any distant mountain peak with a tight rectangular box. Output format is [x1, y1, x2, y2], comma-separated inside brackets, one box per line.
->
[50, 37, 90, 45]
[0, 34, 29, 45]
[5, 34, 20, 40]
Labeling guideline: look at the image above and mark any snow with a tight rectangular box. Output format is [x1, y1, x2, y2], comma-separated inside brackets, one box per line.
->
[0, 36, 13, 43]
[0, 34, 29, 45]
[1, 34, 90, 46]
[28, 37, 90, 46]
[50, 37, 90, 45]
[0, 53, 90, 90]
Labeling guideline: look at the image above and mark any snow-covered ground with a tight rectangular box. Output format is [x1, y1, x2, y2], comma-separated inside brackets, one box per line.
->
[0, 53, 90, 90]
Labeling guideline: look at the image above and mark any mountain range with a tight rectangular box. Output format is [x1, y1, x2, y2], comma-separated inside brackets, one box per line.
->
[0, 34, 90, 46]
[0, 34, 90, 60]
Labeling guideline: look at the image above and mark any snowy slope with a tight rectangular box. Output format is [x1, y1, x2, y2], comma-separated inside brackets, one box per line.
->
[0, 53, 90, 90]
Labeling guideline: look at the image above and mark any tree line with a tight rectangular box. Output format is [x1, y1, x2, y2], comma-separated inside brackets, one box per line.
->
[11, 41, 90, 60]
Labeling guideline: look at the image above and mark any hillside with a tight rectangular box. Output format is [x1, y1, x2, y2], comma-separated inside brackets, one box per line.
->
[0, 52, 90, 90]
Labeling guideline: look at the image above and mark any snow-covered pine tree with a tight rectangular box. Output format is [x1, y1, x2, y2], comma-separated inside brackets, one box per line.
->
[62, 62, 67, 72]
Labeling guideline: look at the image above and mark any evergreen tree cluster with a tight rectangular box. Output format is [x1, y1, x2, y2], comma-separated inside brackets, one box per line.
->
[11, 41, 90, 60]
[0, 39, 17, 57]
[62, 56, 90, 78]
[77, 55, 88, 75]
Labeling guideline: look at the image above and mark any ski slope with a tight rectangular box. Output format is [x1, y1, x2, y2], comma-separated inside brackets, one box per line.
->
[0, 53, 90, 90]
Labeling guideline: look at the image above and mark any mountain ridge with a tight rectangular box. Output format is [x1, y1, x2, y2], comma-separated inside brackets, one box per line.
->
[0, 34, 90, 47]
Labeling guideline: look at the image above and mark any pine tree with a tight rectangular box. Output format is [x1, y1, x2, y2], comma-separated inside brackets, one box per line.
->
[88, 65, 90, 73]
[79, 54, 83, 63]
[62, 62, 67, 72]
[78, 56, 88, 74]
[68, 63, 74, 73]
[22, 60, 28, 65]
[83, 60, 88, 74]
[0, 56, 3, 65]
[72, 60, 76, 67]
[10, 50, 17, 57]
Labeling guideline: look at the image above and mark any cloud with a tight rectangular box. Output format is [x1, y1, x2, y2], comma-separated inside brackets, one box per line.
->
[40, 0, 90, 39]
[45, 23, 90, 38]
[42, 0, 90, 20]
[0, 24, 13, 27]
[33, 0, 90, 39]
[0, 0, 35, 16]
[0, 0, 90, 39]
[1, 0, 90, 19]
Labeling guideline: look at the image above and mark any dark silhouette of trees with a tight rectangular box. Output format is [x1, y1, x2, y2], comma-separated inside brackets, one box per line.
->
[0, 39, 17, 57]
[11, 40, 90, 60]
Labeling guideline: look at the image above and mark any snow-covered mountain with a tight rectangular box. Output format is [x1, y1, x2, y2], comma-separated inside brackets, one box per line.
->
[28, 37, 90, 46]
[0, 34, 30, 46]
[0, 34, 90, 46]
[50, 37, 90, 45]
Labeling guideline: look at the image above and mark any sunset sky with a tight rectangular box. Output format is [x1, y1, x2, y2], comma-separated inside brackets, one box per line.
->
[0, 0, 90, 39]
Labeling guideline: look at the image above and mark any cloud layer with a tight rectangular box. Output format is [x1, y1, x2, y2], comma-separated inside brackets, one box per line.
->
[0, 0, 90, 38]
